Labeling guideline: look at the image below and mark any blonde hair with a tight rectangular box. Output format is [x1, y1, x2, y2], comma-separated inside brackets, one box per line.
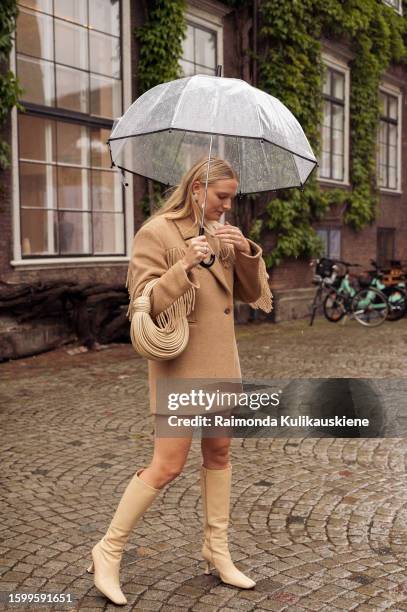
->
[143, 156, 238, 232]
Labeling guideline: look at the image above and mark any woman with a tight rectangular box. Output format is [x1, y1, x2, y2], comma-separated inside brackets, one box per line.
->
[87, 157, 272, 605]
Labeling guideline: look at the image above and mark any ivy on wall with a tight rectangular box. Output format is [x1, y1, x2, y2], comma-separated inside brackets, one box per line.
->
[258, 0, 407, 265]
[0, 0, 23, 170]
[135, 0, 187, 215]
[135, 1, 407, 264]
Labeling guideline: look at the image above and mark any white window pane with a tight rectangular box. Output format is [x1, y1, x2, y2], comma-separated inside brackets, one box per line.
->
[59, 211, 91, 254]
[90, 75, 122, 118]
[332, 72, 344, 100]
[19, 114, 56, 162]
[388, 144, 397, 169]
[379, 164, 387, 186]
[329, 230, 341, 259]
[90, 31, 121, 77]
[197, 65, 216, 76]
[332, 154, 343, 180]
[389, 124, 397, 147]
[332, 128, 344, 155]
[379, 122, 387, 145]
[55, 20, 88, 70]
[322, 125, 331, 152]
[56, 65, 88, 113]
[20, 162, 56, 208]
[332, 104, 343, 130]
[182, 24, 194, 61]
[92, 170, 122, 211]
[57, 167, 90, 210]
[17, 55, 55, 105]
[90, 127, 112, 168]
[93, 212, 124, 254]
[388, 95, 398, 120]
[320, 151, 330, 177]
[53, 0, 87, 24]
[179, 59, 195, 77]
[57, 122, 90, 166]
[388, 165, 397, 189]
[21, 209, 58, 254]
[195, 27, 216, 68]
[17, 8, 53, 60]
[323, 101, 331, 127]
[316, 229, 328, 256]
[378, 142, 386, 166]
[89, 0, 120, 36]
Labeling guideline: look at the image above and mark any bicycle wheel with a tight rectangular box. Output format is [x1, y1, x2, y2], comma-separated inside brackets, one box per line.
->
[323, 291, 346, 322]
[385, 287, 407, 321]
[351, 287, 389, 327]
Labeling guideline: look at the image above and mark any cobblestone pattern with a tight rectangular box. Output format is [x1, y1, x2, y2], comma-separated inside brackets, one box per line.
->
[1, 319, 407, 611]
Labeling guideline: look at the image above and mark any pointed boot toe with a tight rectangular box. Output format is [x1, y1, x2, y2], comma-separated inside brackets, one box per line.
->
[91, 541, 127, 605]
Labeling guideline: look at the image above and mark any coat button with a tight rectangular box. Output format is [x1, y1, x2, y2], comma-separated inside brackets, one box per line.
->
[224, 307, 231, 314]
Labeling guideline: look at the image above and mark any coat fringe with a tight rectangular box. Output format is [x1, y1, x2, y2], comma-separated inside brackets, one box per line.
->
[249, 258, 273, 313]
[218, 242, 235, 268]
[125, 247, 197, 332]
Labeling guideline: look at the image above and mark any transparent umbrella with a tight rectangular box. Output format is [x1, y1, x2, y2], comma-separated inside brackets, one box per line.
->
[108, 67, 317, 266]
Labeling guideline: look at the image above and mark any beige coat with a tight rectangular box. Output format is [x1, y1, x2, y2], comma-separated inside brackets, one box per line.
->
[125, 214, 272, 415]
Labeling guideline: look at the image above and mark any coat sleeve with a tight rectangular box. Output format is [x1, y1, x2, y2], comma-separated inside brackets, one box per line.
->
[233, 238, 273, 313]
[125, 222, 200, 323]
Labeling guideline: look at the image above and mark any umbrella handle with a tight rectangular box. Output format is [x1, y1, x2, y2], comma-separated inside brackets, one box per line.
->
[198, 226, 215, 268]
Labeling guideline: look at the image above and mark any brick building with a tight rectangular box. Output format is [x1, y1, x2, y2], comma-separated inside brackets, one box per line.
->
[1, 0, 406, 352]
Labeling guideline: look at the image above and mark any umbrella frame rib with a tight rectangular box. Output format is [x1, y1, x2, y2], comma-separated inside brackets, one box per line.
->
[109, 160, 319, 196]
[107, 127, 318, 165]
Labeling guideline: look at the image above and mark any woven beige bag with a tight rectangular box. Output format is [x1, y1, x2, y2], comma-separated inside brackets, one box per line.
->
[127, 275, 196, 361]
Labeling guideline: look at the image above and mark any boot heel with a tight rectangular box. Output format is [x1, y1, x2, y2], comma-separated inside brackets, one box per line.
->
[204, 561, 212, 575]
[86, 560, 94, 574]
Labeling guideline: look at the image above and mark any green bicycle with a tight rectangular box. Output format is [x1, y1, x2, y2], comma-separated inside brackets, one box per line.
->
[310, 258, 389, 327]
[322, 260, 389, 327]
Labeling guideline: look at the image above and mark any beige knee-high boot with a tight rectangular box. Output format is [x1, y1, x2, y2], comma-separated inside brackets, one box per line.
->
[200, 464, 256, 589]
[86, 468, 161, 605]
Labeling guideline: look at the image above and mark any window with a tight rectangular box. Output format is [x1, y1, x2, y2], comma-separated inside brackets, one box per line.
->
[383, 0, 403, 15]
[179, 5, 223, 78]
[180, 21, 217, 76]
[316, 228, 341, 259]
[15, 0, 125, 258]
[377, 228, 395, 267]
[377, 88, 402, 191]
[320, 61, 349, 183]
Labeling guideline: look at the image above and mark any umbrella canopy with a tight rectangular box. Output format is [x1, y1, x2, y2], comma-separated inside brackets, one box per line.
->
[108, 74, 317, 195]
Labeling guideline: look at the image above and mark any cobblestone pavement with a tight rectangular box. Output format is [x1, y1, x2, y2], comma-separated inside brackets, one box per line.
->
[1, 318, 407, 611]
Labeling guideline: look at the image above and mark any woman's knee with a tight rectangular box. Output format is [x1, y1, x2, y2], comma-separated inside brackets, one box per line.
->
[150, 461, 184, 485]
[202, 439, 231, 468]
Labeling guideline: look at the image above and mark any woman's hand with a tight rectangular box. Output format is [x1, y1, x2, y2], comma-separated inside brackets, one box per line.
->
[214, 222, 251, 254]
[181, 235, 213, 271]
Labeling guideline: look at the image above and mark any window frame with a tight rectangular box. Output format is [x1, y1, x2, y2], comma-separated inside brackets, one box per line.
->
[382, 0, 403, 15]
[10, 0, 134, 268]
[318, 53, 350, 187]
[377, 82, 403, 194]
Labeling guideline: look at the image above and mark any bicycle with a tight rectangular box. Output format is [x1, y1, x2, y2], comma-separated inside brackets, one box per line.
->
[368, 259, 407, 322]
[310, 258, 389, 327]
[309, 258, 338, 326]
